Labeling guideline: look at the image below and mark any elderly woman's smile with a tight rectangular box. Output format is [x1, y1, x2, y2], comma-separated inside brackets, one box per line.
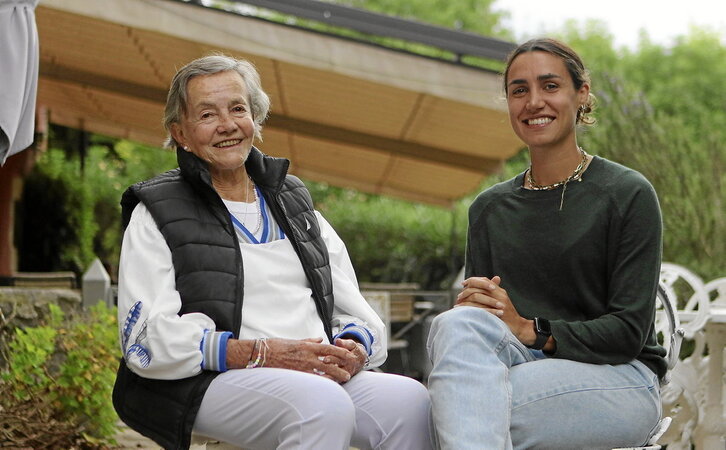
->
[215, 139, 244, 148]
[171, 70, 256, 174]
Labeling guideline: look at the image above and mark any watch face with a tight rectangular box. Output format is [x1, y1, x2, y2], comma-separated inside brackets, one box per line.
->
[535, 317, 551, 335]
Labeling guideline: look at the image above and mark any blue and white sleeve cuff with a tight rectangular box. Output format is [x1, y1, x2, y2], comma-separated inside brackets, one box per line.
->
[201, 330, 233, 372]
[333, 323, 374, 356]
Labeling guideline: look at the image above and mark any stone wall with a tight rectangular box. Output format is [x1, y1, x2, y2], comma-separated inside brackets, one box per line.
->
[0, 287, 82, 368]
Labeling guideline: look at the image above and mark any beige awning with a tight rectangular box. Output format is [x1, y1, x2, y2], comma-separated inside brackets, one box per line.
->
[36, 0, 523, 206]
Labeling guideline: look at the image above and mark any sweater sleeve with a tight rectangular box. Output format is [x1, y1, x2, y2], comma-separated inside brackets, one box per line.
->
[118, 202, 220, 380]
[464, 195, 493, 280]
[549, 172, 664, 364]
[315, 211, 387, 368]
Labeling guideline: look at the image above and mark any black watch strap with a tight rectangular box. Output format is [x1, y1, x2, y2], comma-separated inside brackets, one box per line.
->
[531, 317, 551, 350]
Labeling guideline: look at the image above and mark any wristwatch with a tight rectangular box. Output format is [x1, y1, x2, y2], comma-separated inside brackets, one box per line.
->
[531, 317, 551, 350]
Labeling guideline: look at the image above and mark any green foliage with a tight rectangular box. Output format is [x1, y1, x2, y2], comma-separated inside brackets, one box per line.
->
[0, 303, 120, 447]
[311, 186, 468, 289]
[564, 29, 726, 280]
[19, 150, 96, 273]
[20, 133, 177, 277]
[337, 0, 511, 38]
[337, 0, 512, 69]
[2, 320, 58, 401]
[56, 303, 120, 438]
[580, 77, 724, 280]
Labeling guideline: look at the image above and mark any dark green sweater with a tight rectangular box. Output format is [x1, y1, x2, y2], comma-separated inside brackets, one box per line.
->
[466, 156, 667, 379]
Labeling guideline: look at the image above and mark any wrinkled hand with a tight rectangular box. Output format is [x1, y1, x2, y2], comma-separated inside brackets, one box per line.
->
[332, 338, 367, 378]
[264, 337, 357, 383]
[455, 276, 529, 339]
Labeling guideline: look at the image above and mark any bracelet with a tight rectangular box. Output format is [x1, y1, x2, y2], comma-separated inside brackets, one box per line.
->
[246, 339, 258, 365]
[246, 338, 269, 369]
[246, 339, 260, 368]
[259, 339, 269, 367]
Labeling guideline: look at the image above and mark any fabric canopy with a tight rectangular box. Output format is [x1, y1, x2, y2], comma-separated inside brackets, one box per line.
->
[0, 0, 39, 165]
[35, 0, 524, 206]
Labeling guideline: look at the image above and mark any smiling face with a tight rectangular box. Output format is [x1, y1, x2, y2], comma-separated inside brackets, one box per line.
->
[170, 70, 256, 176]
[505, 51, 589, 152]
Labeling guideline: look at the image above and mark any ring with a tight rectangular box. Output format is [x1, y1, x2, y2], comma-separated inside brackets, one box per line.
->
[313, 368, 325, 376]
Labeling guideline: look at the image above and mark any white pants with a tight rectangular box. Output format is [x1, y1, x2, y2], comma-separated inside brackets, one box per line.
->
[193, 368, 433, 450]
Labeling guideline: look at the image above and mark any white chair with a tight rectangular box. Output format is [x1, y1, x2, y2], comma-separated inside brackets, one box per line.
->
[655, 263, 713, 449]
[614, 282, 685, 450]
[361, 290, 410, 373]
[655, 283, 686, 384]
[704, 277, 726, 309]
[659, 262, 711, 339]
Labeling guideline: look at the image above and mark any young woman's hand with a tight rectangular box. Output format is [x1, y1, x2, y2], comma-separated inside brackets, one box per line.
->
[455, 276, 531, 341]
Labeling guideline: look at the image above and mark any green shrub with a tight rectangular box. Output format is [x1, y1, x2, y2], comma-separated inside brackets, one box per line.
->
[19, 133, 178, 279]
[0, 303, 120, 448]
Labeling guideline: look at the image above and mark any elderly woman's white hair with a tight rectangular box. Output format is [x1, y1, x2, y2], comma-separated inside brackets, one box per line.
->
[163, 54, 270, 148]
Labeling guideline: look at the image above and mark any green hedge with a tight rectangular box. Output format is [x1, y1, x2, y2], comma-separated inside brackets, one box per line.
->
[0, 303, 120, 448]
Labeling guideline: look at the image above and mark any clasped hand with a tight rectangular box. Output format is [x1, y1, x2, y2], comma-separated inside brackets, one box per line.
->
[455, 276, 529, 340]
[228, 337, 366, 383]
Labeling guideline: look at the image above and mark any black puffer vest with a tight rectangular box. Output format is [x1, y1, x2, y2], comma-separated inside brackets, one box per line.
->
[112, 147, 334, 450]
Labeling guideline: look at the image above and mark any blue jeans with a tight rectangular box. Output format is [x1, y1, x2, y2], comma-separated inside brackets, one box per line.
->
[426, 306, 661, 450]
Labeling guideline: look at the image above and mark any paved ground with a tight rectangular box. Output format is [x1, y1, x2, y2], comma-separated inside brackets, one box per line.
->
[113, 422, 160, 449]
[113, 423, 357, 449]
[113, 423, 240, 449]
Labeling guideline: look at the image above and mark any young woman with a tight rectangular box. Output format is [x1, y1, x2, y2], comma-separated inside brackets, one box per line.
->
[426, 38, 666, 449]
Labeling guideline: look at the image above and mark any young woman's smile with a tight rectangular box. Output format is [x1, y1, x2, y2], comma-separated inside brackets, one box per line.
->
[506, 51, 589, 152]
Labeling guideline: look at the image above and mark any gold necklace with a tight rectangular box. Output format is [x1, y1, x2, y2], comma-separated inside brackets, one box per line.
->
[527, 147, 588, 191]
[527, 147, 589, 211]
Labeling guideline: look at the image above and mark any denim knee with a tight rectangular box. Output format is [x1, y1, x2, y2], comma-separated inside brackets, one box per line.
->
[431, 307, 508, 343]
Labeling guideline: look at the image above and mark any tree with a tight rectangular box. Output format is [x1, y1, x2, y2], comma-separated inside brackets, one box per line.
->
[18, 128, 177, 278]
[334, 0, 511, 38]
[561, 28, 725, 280]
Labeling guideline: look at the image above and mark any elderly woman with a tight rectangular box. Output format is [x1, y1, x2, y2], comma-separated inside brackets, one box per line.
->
[112, 54, 432, 450]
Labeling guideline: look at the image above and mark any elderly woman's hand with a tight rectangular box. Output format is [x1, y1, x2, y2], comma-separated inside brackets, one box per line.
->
[264, 337, 357, 383]
[332, 338, 367, 378]
[225, 337, 365, 383]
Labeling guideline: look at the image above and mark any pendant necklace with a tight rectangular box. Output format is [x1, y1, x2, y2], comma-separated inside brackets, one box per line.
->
[527, 147, 588, 211]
